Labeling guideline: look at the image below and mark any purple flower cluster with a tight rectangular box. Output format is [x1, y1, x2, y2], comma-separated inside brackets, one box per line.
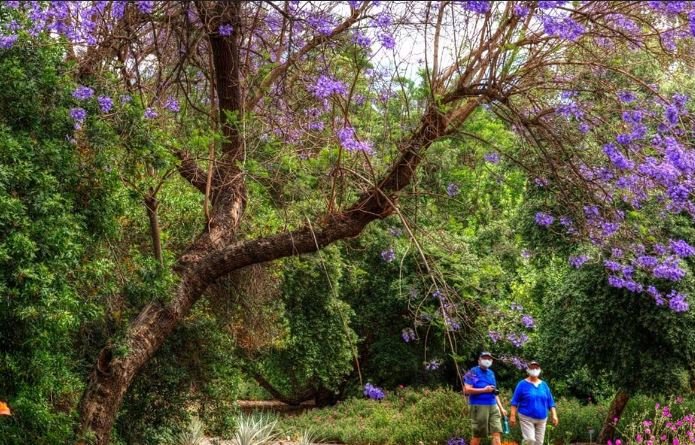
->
[336, 126, 374, 154]
[484, 151, 500, 164]
[164, 96, 180, 112]
[69, 107, 87, 130]
[144, 107, 158, 119]
[542, 15, 585, 41]
[569, 255, 590, 268]
[521, 315, 535, 329]
[310, 75, 348, 99]
[97, 96, 113, 113]
[488, 330, 502, 343]
[73, 85, 94, 100]
[378, 33, 395, 50]
[535, 212, 554, 227]
[447, 183, 460, 197]
[425, 359, 442, 371]
[363, 383, 385, 400]
[460, 1, 491, 14]
[507, 333, 529, 348]
[447, 438, 467, 445]
[401, 327, 416, 343]
[218, 24, 233, 37]
[381, 248, 396, 263]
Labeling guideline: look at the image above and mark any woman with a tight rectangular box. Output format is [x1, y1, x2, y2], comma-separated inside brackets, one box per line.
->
[509, 361, 558, 445]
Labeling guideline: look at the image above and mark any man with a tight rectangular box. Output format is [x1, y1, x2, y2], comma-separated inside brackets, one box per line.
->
[464, 352, 507, 445]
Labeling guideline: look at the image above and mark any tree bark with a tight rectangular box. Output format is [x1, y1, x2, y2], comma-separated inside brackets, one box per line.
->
[144, 192, 163, 265]
[599, 389, 631, 444]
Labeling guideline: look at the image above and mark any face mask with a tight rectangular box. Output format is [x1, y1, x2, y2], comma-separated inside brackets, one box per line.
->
[480, 359, 493, 368]
[527, 369, 541, 377]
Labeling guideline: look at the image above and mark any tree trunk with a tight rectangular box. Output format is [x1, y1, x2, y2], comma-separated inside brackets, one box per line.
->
[599, 389, 630, 444]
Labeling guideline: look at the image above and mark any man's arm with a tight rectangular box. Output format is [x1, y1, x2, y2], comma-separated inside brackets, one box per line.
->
[464, 383, 495, 395]
[496, 395, 508, 417]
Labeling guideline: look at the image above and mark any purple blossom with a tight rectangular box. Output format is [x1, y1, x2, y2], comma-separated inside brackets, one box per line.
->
[511, 302, 524, 311]
[307, 15, 335, 35]
[670, 239, 695, 258]
[363, 383, 385, 400]
[73, 85, 94, 100]
[388, 227, 403, 237]
[635, 255, 659, 269]
[521, 315, 535, 328]
[535, 212, 554, 227]
[448, 438, 467, 445]
[0, 34, 18, 49]
[379, 33, 395, 49]
[373, 12, 392, 29]
[665, 105, 680, 125]
[164, 96, 180, 112]
[136, 1, 154, 14]
[69, 107, 87, 129]
[461, 1, 491, 14]
[447, 183, 460, 197]
[218, 24, 233, 36]
[507, 333, 529, 348]
[120, 94, 132, 104]
[667, 290, 689, 312]
[542, 15, 585, 41]
[353, 32, 372, 48]
[513, 5, 530, 17]
[578, 122, 591, 134]
[603, 143, 634, 170]
[144, 107, 158, 119]
[401, 327, 416, 342]
[425, 359, 442, 371]
[538, 1, 568, 8]
[97, 96, 113, 113]
[653, 258, 686, 281]
[534, 177, 549, 187]
[381, 248, 396, 263]
[310, 75, 348, 99]
[484, 151, 500, 164]
[336, 126, 373, 154]
[569, 255, 590, 268]
[488, 331, 502, 343]
[520, 249, 532, 259]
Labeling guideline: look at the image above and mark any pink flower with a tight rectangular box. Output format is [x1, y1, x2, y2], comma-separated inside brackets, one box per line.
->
[674, 438, 680, 445]
[616, 440, 622, 445]
[636, 434, 643, 444]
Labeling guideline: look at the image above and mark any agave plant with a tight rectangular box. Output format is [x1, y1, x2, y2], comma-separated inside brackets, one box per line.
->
[230, 413, 278, 445]
[296, 428, 320, 445]
[167, 416, 206, 445]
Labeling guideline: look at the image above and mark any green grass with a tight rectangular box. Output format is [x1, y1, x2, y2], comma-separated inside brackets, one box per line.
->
[278, 387, 470, 445]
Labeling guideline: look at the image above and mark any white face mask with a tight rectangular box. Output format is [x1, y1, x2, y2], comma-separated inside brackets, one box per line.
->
[480, 359, 493, 368]
[527, 369, 541, 377]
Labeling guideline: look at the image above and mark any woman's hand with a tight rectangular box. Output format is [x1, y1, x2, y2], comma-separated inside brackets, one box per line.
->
[509, 415, 517, 427]
[551, 413, 559, 426]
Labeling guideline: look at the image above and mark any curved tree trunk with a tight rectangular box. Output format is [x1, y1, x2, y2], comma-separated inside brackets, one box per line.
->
[75, 0, 507, 440]
[599, 389, 631, 444]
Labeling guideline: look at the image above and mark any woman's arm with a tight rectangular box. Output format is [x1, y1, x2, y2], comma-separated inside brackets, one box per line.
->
[509, 405, 518, 426]
[550, 407, 559, 426]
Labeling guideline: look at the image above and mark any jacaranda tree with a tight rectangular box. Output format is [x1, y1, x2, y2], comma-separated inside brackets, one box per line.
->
[2, 1, 695, 443]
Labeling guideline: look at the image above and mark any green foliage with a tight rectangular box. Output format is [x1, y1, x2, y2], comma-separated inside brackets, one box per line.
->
[0, 37, 111, 444]
[534, 260, 695, 397]
[115, 302, 242, 443]
[278, 387, 470, 445]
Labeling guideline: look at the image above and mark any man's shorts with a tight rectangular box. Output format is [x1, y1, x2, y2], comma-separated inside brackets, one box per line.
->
[470, 404, 503, 438]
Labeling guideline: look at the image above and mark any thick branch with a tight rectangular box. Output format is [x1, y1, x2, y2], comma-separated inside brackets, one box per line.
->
[175, 150, 208, 193]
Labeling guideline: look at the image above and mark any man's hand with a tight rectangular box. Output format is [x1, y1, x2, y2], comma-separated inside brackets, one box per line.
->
[499, 407, 508, 417]
[484, 385, 496, 393]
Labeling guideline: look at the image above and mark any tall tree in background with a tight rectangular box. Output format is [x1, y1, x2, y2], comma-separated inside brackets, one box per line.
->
[2, 2, 695, 443]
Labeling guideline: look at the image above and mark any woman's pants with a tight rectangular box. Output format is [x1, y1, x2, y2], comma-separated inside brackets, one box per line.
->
[518, 413, 548, 445]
